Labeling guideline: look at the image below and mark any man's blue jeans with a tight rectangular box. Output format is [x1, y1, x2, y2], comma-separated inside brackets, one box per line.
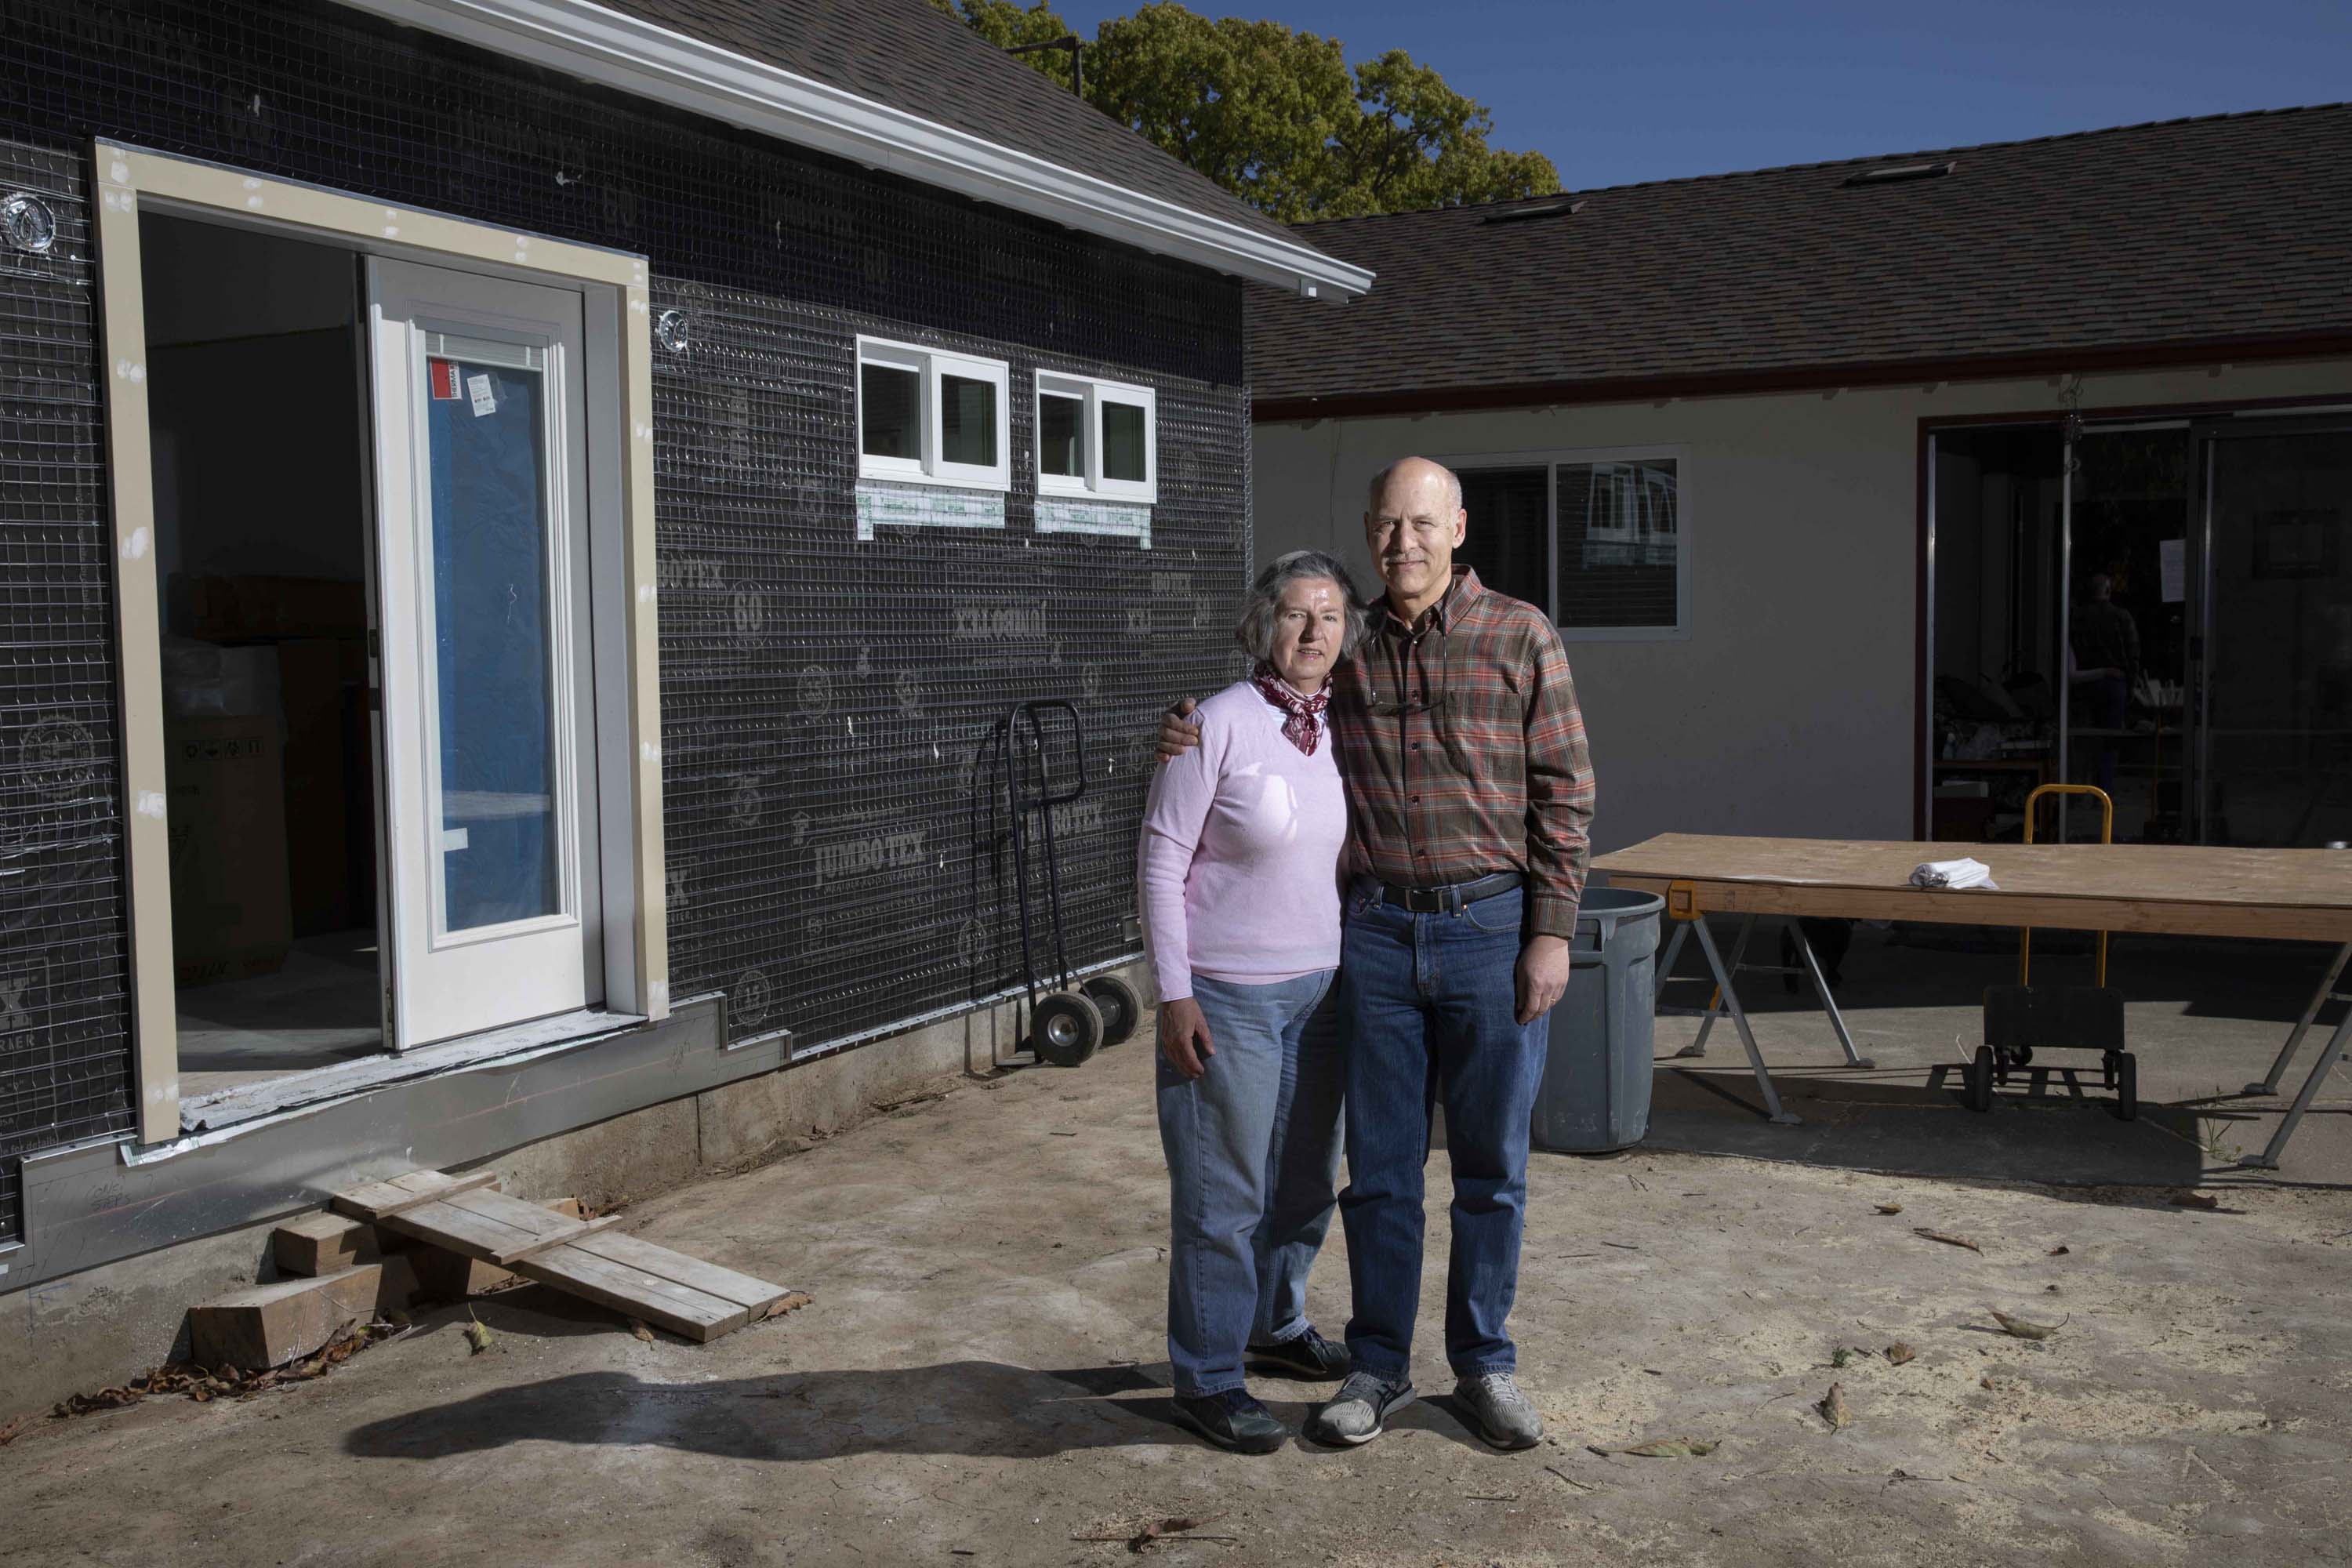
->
[1156, 970, 1343, 1398]
[1338, 884, 1548, 1381]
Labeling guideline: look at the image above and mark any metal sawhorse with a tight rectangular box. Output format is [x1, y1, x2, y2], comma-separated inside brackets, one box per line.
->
[1653, 887, 1875, 1127]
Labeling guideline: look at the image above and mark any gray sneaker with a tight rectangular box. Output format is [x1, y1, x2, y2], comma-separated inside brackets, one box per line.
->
[1305, 1370, 1416, 1446]
[1455, 1372, 1543, 1450]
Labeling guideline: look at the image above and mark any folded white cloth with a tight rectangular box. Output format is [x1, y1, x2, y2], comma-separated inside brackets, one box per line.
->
[1911, 857, 1999, 891]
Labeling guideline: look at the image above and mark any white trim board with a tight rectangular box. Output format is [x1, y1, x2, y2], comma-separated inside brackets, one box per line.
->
[333, 0, 1373, 301]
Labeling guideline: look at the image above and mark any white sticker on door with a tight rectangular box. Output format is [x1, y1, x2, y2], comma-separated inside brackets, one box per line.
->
[467, 372, 497, 417]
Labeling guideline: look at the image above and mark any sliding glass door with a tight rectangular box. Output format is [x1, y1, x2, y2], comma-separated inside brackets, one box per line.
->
[2195, 421, 2352, 847]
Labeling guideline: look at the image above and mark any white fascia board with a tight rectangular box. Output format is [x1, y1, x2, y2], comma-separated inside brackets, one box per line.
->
[336, 0, 1374, 301]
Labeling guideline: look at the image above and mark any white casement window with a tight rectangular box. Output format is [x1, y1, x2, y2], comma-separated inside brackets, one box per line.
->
[1445, 446, 1690, 641]
[1036, 371, 1157, 505]
[856, 336, 1011, 490]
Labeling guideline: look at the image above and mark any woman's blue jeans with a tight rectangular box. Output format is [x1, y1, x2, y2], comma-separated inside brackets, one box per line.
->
[1336, 884, 1548, 1381]
[1156, 969, 1343, 1398]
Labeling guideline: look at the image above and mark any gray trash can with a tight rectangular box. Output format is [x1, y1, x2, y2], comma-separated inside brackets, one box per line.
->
[1530, 886, 1664, 1154]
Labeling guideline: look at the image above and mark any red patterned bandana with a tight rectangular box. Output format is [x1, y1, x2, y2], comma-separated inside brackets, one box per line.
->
[1252, 661, 1330, 755]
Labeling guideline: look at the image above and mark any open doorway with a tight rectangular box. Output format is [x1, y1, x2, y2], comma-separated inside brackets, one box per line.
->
[1930, 413, 2350, 847]
[141, 212, 383, 1096]
[1929, 423, 2189, 844]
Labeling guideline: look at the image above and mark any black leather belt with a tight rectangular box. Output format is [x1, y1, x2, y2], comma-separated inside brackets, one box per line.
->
[1366, 871, 1524, 914]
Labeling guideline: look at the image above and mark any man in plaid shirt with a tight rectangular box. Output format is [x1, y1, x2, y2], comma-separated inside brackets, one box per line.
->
[1162, 456, 1595, 1451]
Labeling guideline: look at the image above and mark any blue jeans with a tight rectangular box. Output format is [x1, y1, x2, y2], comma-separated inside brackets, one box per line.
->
[1156, 970, 1343, 1398]
[1337, 884, 1548, 1381]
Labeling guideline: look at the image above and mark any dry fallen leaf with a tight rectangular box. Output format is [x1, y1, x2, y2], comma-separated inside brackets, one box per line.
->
[1619, 1438, 1719, 1457]
[1886, 1342, 1916, 1366]
[1874, 1203, 1904, 1215]
[628, 1319, 656, 1345]
[1817, 1382, 1850, 1432]
[1914, 1227, 1983, 1254]
[464, 1318, 494, 1355]
[1989, 1309, 2067, 1341]
[2170, 1192, 2220, 1210]
[2048, 1245, 2071, 1256]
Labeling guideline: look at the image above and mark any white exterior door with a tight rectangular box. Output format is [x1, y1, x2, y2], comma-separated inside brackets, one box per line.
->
[367, 260, 601, 1048]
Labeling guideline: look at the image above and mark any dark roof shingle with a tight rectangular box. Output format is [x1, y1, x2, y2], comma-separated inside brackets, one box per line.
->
[1249, 105, 2352, 415]
[601, 0, 1303, 249]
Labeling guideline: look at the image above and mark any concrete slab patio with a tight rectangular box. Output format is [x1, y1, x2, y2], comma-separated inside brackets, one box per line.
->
[2, 942, 2346, 1568]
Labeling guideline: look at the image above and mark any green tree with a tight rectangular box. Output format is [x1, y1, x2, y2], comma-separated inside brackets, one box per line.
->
[928, 0, 1559, 220]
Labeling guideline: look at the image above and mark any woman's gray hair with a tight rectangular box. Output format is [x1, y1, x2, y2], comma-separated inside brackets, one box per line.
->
[1233, 550, 1370, 663]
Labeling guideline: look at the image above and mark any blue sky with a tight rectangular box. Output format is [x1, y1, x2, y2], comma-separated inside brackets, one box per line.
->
[1051, 0, 2352, 189]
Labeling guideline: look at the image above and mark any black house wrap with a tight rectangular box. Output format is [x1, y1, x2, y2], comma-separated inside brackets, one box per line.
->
[0, 0, 1257, 1240]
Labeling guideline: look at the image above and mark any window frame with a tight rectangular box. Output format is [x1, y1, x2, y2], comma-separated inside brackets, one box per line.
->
[1035, 370, 1157, 505]
[855, 336, 1011, 492]
[1443, 443, 1692, 642]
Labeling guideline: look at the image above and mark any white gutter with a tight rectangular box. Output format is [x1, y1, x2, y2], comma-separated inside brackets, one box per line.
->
[336, 0, 1374, 300]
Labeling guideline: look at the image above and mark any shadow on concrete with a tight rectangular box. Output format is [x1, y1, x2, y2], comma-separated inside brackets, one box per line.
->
[1633, 1062, 2210, 1189]
[343, 1362, 1499, 1461]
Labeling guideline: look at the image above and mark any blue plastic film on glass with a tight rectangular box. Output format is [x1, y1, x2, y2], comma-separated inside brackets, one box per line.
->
[424, 358, 560, 932]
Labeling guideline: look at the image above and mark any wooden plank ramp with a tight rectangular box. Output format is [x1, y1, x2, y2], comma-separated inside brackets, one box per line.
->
[332, 1170, 805, 1343]
[372, 1185, 620, 1267]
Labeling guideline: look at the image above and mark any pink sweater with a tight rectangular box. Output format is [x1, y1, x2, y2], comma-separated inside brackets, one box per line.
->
[1136, 679, 1347, 1000]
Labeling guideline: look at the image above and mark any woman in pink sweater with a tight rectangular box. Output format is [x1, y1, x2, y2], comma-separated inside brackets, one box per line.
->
[1137, 550, 1363, 1454]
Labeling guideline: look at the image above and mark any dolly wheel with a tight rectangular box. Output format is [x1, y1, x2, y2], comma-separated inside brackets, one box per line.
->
[1032, 991, 1104, 1069]
[1966, 1045, 1995, 1112]
[1082, 975, 1142, 1046]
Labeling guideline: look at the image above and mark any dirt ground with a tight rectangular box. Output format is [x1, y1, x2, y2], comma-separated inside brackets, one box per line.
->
[4, 989, 2349, 1568]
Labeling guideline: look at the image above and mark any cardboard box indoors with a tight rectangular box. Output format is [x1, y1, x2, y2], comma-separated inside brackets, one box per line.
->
[167, 715, 294, 987]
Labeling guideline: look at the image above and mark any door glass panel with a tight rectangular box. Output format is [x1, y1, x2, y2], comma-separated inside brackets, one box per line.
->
[2207, 432, 2352, 846]
[1102, 399, 1146, 482]
[421, 339, 559, 930]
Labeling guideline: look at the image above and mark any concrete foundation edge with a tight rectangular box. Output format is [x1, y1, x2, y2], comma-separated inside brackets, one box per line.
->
[0, 961, 1152, 1418]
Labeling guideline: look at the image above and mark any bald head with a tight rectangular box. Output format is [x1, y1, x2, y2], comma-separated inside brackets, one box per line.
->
[1367, 456, 1463, 515]
[1363, 455, 1468, 620]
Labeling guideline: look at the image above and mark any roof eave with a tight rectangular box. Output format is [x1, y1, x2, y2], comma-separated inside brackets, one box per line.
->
[336, 0, 1374, 301]
[1250, 329, 2352, 421]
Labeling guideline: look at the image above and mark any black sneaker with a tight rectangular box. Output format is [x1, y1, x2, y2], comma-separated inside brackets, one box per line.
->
[1170, 1388, 1287, 1454]
[1305, 1370, 1417, 1446]
[1246, 1325, 1352, 1381]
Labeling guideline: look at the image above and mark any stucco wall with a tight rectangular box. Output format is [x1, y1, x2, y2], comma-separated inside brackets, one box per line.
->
[1253, 358, 2352, 855]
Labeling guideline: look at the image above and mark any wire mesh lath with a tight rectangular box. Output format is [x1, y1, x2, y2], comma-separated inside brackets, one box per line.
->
[0, 0, 1253, 1233]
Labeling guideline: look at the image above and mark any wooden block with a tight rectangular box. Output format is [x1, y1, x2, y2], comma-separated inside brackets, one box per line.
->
[382, 1187, 618, 1266]
[514, 1244, 747, 1342]
[273, 1212, 382, 1277]
[187, 1265, 383, 1370]
[567, 1232, 800, 1317]
[332, 1168, 499, 1222]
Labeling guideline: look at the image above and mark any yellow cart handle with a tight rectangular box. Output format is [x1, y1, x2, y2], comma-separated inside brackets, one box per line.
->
[2020, 783, 2114, 987]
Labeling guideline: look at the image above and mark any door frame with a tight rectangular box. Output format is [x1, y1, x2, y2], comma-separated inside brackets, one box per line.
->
[93, 142, 667, 1142]
[1915, 387, 2352, 841]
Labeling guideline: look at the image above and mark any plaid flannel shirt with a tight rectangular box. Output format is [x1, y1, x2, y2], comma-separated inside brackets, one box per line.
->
[1330, 567, 1596, 938]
